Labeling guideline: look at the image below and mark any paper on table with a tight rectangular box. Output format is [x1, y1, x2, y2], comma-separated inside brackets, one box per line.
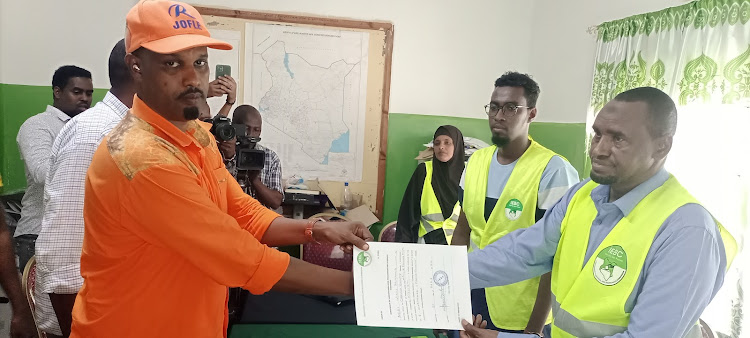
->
[345, 205, 380, 228]
[353, 242, 472, 330]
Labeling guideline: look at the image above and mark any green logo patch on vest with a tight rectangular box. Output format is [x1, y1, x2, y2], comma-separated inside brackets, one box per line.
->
[504, 198, 523, 221]
[593, 245, 627, 286]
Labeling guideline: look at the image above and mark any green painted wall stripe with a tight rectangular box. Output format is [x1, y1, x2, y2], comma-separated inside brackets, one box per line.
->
[0, 83, 107, 194]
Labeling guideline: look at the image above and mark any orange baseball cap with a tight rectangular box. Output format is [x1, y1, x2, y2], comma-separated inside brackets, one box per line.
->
[125, 0, 232, 54]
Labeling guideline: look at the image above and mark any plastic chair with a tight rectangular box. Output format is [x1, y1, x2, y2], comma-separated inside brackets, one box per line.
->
[300, 215, 353, 271]
[21, 256, 46, 338]
[379, 221, 397, 242]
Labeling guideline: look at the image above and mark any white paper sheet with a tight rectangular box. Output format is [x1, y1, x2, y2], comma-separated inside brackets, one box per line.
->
[353, 242, 472, 330]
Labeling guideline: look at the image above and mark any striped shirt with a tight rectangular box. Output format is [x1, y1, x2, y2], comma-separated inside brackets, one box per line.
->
[15, 105, 71, 237]
[34, 92, 128, 335]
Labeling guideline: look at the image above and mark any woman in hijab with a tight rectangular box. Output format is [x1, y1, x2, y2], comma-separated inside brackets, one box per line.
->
[395, 125, 465, 245]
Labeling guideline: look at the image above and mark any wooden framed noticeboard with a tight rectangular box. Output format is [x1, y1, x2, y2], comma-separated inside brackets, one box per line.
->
[195, 6, 393, 219]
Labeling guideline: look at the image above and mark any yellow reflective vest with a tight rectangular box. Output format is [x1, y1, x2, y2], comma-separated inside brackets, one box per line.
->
[420, 161, 461, 244]
[550, 176, 737, 337]
[463, 140, 558, 329]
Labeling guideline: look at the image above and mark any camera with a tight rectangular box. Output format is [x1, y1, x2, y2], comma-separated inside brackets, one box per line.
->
[205, 115, 265, 172]
[233, 124, 265, 171]
[209, 115, 236, 141]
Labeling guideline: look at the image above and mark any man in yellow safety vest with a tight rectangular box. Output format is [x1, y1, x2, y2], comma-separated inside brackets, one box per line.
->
[451, 72, 580, 336]
[459, 87, 736, 338]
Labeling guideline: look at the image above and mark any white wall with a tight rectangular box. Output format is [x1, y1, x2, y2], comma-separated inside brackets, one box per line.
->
[0, 0, 537, 120]
[189, 0, 690, 122]
[528, 0, 689, 123]
[0, 0, 690, 121]
[0, 0, 139, 89]
[189, 0, 538, 119]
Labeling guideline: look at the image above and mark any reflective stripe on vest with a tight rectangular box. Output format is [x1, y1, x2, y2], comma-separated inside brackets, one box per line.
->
[550, 176, 737, 337]
[551, 293, 625, 337]
[469, 239, 480, 252]
[462, 140, 558, 330]
[552, 285, 705, 338]
[420, 161, 461, 244]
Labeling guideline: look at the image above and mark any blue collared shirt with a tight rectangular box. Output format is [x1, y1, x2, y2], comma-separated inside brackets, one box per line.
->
[468, 169, 727, 338]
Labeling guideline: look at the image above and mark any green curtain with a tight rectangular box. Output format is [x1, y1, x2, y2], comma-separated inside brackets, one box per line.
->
[590, 0, 750, 111]
[587, 1, 750, 337]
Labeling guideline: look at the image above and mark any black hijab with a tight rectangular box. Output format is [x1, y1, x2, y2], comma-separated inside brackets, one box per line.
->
[395, 125, 466, 244]
[431, 125, 465, 218]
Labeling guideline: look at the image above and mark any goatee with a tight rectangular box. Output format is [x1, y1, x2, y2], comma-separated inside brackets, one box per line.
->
[590, 171, 617, 185]
[491, 134, 509, 147]
[183, 106, 200, 120]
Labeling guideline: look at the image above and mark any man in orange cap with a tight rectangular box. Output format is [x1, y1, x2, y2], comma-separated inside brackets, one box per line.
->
[70, 1, 372, 337]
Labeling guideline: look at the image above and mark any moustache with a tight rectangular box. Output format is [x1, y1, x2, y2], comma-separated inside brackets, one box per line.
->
[177, 87, 205, 99]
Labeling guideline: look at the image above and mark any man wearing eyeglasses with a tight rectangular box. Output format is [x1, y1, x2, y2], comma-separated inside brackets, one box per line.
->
[451, 72, 579, 336]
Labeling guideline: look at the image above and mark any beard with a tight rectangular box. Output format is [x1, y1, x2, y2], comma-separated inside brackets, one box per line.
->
[183, 106, 200, 120]
[491, 134, 509, 147]
[176, 86, 205, 120]
[590, 171, 617, 185]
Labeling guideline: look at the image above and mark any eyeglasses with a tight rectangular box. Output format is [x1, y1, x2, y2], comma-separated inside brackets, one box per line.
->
[484, 103, 531, 117]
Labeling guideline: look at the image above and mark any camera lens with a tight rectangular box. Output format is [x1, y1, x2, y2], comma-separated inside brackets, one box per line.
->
[218, 124, 236, 141]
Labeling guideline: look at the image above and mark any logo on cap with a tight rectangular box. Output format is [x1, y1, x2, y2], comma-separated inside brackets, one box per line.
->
[168, 4, 202, 30]
[168, 4, 196, 19]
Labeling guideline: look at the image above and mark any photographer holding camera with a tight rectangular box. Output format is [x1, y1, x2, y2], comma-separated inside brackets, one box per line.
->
[208, 105, 283, 209]
[201, 73, 282, 210]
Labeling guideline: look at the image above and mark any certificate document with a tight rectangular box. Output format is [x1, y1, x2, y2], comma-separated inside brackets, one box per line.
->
[353, 242, 472, 330]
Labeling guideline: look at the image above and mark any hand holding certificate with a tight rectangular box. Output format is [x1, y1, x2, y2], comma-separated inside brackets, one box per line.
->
[353, 242, 472, 330]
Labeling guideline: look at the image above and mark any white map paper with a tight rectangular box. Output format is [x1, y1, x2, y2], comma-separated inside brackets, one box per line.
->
[244, 23, 369, 182]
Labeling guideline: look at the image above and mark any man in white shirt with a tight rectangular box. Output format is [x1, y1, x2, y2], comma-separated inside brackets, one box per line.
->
[15, 65, 93, 274]
[35, 39, 133, 338]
